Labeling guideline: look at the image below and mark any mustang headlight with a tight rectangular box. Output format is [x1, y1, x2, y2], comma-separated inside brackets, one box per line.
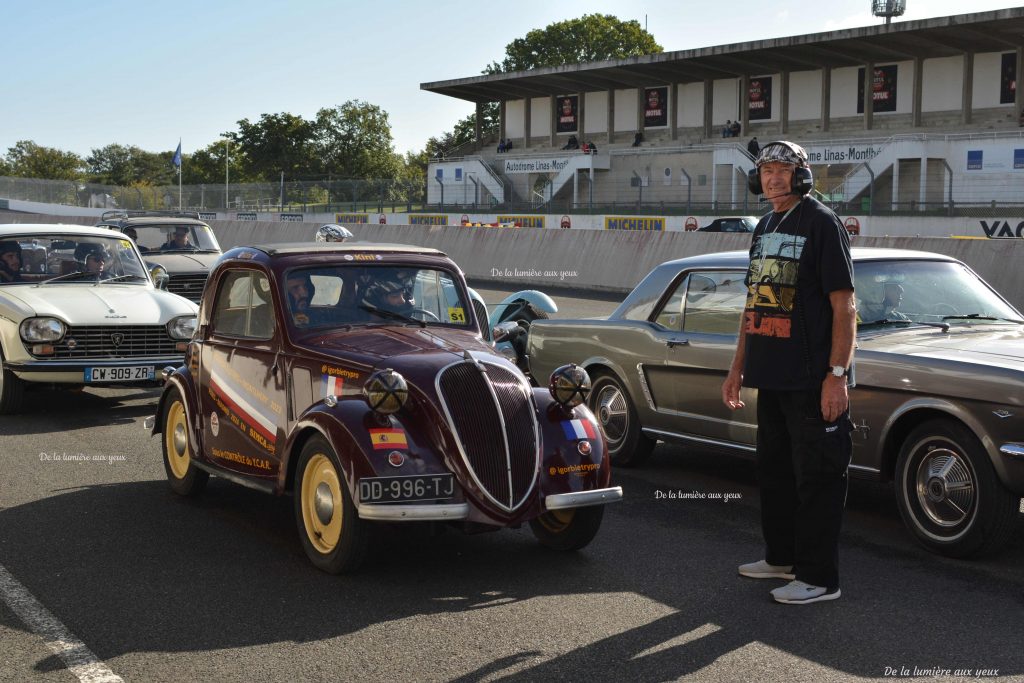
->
[363, 369, 409, 415]
[20, 317, 66, 343]
[167, 316, 198, 340]
[549, 364, 591, 408]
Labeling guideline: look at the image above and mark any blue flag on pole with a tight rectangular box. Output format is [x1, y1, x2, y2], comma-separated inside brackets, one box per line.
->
[172, 141, 182, 168]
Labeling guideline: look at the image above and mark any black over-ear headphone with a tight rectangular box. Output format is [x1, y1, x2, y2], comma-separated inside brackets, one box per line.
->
[747, 140, 814, 196]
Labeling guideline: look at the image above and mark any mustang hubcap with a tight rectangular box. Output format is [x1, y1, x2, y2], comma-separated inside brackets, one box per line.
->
[914, 445, 975, 528]
[595, 385, 627, 445]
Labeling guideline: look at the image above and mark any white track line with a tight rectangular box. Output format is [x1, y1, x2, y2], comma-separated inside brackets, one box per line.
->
[0, 563, 123, 683]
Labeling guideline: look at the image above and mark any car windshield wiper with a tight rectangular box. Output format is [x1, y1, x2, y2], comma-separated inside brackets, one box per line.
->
[37, 271, 100, 284]
[98, 274, 148, 284]
[860, 318, 950, 332]
[357, 303, 426, 328]
[941, 313, 1024, 324]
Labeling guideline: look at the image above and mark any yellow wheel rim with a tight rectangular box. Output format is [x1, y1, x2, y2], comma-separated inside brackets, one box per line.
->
[165, 400, 191, 480]
[301, 453, 343, 554]
[537, 509, 575, 533]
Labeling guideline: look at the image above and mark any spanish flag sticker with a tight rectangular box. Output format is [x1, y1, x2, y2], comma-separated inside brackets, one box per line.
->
[369, 428, 408, 450]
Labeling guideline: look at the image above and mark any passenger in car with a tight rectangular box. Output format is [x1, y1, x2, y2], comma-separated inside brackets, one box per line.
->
[0, 241, 23, 283]
[286, 273, 314, 326]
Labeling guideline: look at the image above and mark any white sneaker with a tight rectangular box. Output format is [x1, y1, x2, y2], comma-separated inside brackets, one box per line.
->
[738, 559, 795, 580]
[771, 580, 841, 605]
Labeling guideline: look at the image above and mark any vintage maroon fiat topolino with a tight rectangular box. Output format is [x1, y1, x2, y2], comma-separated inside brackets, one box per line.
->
[151, 242, 621, 573]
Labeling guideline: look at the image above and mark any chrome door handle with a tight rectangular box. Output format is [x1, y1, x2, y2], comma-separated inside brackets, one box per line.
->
[666, 338, 689, 348]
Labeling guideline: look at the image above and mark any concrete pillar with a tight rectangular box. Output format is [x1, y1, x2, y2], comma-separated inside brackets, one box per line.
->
[636, 88, 644, 135]
[821, 67, 831, 132]
[703, 79, 714, 139]
[913, 57, 923, 128]
[962, 52, 974, 125]
[475, 102, 483, 146]
[498, 100, 507, 144]
[780, 71, 790, 135]
[1016, 47, 1024, 127]
[891, 158, 900, 211]
[524, 98, 531, 146]
[740, 74, 750, 135]
[607, 88, 615, 144]
[864, 61, 874, 130]
[549, 96, 557, 148]
[578, 93, 586, 144]
[919, 157, 927, 211]
[670, 82, 678, 141]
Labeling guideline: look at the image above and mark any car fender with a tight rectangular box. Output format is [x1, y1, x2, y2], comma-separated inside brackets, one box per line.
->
[489, 290, 558, 329]
[152, 367, 204, 463]
[284, 399, 375, 494]
[533, 390, 612, 495]
[876, 396, 1002, 479]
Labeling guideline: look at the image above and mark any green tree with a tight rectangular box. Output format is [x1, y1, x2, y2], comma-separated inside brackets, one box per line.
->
[314, 101, 402, 180]
[0, 154, 10, 176]
[427, 14, 662, 154]
[5, 140, 83, 180]
[227, 112, 317, 181]
[86, 144, 176, 186]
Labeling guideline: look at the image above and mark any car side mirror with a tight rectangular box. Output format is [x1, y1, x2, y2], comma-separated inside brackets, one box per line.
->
[154, 273, 169, 290]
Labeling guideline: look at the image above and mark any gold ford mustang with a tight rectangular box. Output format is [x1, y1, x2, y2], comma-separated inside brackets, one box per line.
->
[527, 248, 1024, 558]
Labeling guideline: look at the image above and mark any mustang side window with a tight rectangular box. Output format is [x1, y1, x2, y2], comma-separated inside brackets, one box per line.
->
[653, 278, 687, 331]
[211, 271, 275, 339]
[681, 271, 747, 334]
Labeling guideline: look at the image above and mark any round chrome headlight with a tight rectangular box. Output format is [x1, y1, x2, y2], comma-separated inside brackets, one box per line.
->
[20, 317, 66, 343]
[363, 369, 409, 414]
[167, 316, 198, 340]
[548, 364, 591, 408]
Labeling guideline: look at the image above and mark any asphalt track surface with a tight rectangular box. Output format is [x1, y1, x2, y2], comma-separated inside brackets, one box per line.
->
[1, 284, 1023, 683]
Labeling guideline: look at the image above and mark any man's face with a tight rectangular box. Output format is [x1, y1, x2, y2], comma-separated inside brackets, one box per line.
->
[287, 277, 310, 310]
[171, 229, 189, 246]
[85, 254, 105, 273]
[1, 251, 20, 271]
[562, 99, 573, 114]
[648, 91, 659, 107]
[124, 229, 138, 242]
[883, 285, 904, 308]
[759, 162, 796, 199]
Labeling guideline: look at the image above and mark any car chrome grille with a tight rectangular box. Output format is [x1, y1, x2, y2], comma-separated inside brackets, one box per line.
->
[36, 325, 178, 359]
[437, 360, 539, 511]
[166, 274, 208, 303]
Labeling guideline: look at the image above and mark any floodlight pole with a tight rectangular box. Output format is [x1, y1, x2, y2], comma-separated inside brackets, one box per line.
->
[225, 139, 230, 210]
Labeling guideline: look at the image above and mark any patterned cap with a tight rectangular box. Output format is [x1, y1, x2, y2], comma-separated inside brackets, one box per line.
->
[756, 141, 809, 168]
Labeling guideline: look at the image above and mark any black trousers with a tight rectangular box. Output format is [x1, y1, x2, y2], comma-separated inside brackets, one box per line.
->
[756, 387, 852, 590]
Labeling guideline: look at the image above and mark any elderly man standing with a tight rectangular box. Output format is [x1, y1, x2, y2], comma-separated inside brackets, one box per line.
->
[721, 140, 856, 605]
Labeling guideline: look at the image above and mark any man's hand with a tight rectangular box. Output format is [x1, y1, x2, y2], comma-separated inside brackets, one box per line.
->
[722, 370, 745, 410]
[821, 375, 849, 422]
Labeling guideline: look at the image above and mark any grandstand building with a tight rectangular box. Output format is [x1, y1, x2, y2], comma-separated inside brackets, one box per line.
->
[422, 8, 1024, 223]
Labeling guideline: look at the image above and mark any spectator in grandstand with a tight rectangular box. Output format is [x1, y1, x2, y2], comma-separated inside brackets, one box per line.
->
[722, 120, 733, 138]
[505, 138, 513, 151]
[748, 137, 761, 158]
[0, 241, 23, 283]
[562, 135, 579, 151]
[632, 132, 643, 147]
[581, 141, 590, 154]
[587, 141, 598, 154]
[497, 139, 506, 153]
[731, 120, 742, 137]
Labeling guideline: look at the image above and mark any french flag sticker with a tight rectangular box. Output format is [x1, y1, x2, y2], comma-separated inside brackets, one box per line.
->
[322, 375, 344, 398]
[562, 419, 597, 441]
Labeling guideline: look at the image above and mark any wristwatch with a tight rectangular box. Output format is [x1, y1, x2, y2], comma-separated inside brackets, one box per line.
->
[829, 365, 848, 378]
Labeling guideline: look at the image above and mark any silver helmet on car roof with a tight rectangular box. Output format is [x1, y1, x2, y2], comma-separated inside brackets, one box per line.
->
[314, 224, 353, 243]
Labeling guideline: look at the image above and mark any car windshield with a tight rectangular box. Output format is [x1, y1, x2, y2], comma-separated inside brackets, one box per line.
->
[0, 234, 149, 285]
[855, 259, 1022, 327]
[118, 223, 220, 253]
[282, 265, 473, 332]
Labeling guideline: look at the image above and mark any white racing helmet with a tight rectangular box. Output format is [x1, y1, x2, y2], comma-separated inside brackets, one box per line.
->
[314, 224, 354, 243]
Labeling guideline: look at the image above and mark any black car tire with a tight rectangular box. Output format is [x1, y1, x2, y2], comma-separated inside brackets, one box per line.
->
[294, 435, 369, 574]
[0, 349, 25, 415]
[529, 506, 605, 551]
[895, 418, 1018, 558]
[161, 388, 209, 497]
[588, 372, 654, 467]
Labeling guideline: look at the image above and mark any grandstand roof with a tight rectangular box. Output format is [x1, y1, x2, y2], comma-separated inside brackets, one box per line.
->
[421, 8, 1024, 103]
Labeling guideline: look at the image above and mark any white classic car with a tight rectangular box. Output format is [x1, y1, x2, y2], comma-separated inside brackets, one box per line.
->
[0, 224, 198, 413]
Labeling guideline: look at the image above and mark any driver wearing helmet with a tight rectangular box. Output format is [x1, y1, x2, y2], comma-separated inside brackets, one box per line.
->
[74, 243, 111, 276]
[360, 270, 415, 317]
[0, 241, 24, 283]
[314, 224, 353, 243]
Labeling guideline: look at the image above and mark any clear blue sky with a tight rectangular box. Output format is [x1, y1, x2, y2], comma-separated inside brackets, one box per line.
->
[2, 0, 1021, 161]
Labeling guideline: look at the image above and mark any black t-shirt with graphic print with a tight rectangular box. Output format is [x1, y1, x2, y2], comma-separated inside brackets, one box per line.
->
[741, 196, 853, 391]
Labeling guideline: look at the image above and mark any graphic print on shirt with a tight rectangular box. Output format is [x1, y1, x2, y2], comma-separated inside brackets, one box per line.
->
[744, 232, 806, 338]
